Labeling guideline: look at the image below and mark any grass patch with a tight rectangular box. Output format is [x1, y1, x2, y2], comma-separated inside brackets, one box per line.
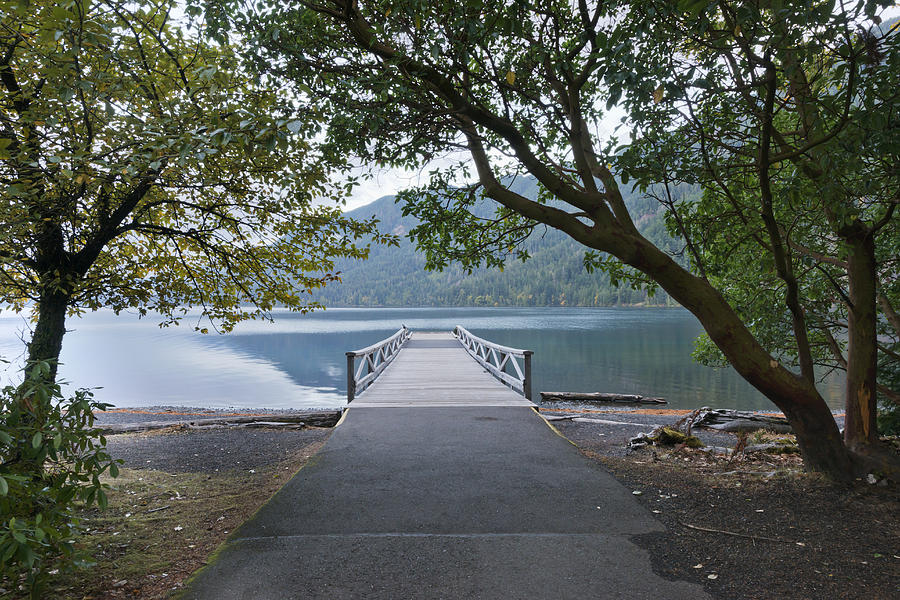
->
[34, 439, 324, 600]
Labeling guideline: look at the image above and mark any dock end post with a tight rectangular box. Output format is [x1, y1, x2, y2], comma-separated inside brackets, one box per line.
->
[523, 350, 533, 401]
[346, 352, 356, 403]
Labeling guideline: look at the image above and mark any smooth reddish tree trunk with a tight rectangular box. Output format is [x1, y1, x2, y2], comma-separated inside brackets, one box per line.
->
[617, 233, 854, 478]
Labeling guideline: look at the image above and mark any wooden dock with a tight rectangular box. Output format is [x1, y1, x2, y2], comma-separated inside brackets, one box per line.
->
[348, 331, 534, 408]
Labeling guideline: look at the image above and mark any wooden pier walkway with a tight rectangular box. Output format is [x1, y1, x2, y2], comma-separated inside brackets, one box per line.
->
[349, 331, 534, 408]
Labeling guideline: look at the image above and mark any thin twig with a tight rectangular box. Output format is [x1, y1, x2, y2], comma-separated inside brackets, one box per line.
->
[681, 522, 799, 544]
[146, 505, 171, 514]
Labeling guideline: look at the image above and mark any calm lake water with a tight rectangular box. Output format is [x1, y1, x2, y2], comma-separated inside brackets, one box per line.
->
[0, 307, 843, 411]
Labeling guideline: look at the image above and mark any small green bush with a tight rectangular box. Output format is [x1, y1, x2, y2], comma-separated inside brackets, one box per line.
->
[877, 402, 900, 436]
[0, 362, 120, 598]
[877, 342, 899, 436]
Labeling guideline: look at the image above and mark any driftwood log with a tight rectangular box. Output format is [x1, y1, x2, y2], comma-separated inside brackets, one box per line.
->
[540, 392, 667, 405]
[542, 414, 647, 426]
[691, 408, 792, 433]
[98, 410, 343, 434]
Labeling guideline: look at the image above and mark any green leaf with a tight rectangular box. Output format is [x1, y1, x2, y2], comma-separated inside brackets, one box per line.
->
[31, 432, 42, 449]
[19, 544, 36, 568]
[0, 476, 7, 496]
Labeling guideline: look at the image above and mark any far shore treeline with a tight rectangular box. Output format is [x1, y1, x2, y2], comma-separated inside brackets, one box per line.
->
[314, 175, 687, 308]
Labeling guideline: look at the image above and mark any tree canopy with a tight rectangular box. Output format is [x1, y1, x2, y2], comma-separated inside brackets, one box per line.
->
[1, 0, 388, 376]
[221, 0, 899, 479]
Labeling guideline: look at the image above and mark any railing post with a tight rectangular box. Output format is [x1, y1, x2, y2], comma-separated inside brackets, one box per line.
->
[523, 350, 533, 401]
[346, 352, 356, 403]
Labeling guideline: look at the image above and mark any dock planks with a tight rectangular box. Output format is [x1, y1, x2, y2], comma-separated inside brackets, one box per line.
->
[349, 332, 534, 407]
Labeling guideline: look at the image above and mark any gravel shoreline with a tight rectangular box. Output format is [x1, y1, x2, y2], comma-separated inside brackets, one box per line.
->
[105, 427, 332, 473]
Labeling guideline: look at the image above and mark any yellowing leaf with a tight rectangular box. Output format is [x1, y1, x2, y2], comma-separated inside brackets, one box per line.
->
[385, 7, 391, 17]
[734, 24, 742, 37]
[506, 71, 516, 85]
[653, 86, 664, 104]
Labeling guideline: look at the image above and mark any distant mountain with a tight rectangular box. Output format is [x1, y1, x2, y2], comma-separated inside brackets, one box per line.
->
[311, 176, 690, 307]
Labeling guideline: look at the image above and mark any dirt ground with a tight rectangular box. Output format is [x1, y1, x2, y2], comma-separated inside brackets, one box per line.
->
[554, 412, 899, 600]
[600, 453, 899, 600]
[31, 426, 331, 600]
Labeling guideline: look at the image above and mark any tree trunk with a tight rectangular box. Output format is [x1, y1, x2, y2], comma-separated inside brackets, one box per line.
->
[13, 286, 70, 476]
[26, 287, 69, 383]
[843, 233, 879, 449]
[26, 209, 73, 383]
[780, 400, 856, 476]
[616, 233, 854, 479]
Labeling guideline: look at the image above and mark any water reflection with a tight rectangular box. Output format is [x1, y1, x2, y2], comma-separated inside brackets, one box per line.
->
[0, 307, 844, 411]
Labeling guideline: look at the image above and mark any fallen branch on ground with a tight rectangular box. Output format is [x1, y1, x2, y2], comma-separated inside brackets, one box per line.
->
[573, 417, 648, 427]
[542, 414, 579, 422]
[541, 392, 667, 404]
[681, 522, 801, 544]
[97, 410, 342, 433]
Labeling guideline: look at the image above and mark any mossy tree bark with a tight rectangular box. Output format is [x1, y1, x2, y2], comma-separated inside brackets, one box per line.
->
[844, 233, 879, 450]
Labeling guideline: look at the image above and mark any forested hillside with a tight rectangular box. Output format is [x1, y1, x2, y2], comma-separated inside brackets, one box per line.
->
[311, 177, 690, 307]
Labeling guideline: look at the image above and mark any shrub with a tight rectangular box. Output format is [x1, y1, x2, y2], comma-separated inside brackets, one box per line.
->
[877, 402, 900, 437]
[0, 362, 120, 598]
[877, 342, 900, 436]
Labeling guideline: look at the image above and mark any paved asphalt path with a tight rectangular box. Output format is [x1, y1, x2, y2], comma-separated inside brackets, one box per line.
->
[178, 407, 709, 599]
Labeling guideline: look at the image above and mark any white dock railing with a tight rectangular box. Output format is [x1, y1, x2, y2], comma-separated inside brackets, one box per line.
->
[453, 326, 533, 399]
[346, 327, 412, 402]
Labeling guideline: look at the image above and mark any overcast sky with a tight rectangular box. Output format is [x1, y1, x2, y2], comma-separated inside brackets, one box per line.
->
[342, 105, 628, 212]
[342, 163, 441, 211]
